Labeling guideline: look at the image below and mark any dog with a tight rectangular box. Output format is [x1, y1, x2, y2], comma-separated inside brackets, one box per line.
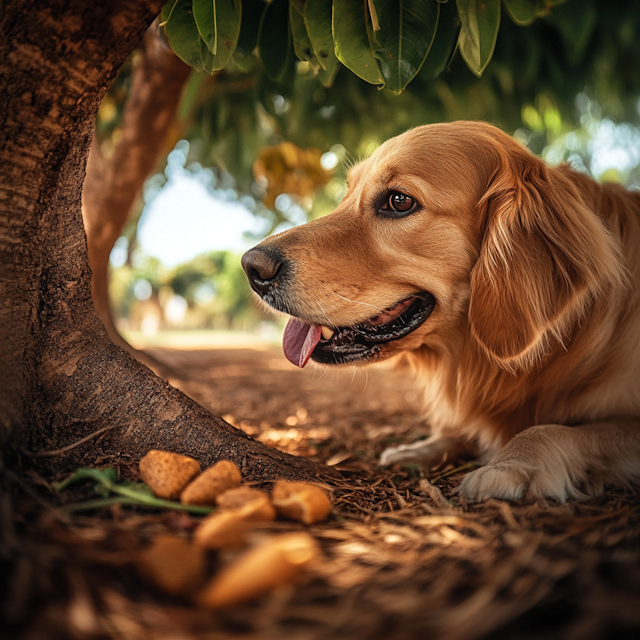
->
[241, 121, 640, 502]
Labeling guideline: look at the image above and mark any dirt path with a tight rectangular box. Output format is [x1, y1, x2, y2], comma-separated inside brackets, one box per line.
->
[155, 345, 429, 466]
[4, 344, 640, 640]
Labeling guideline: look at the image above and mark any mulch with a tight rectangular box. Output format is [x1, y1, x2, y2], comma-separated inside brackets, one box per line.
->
[2, 345, 640, 640]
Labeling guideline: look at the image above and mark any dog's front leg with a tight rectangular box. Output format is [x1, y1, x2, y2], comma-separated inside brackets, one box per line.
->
[459, 421, 640, 502]
[379, 433, 469, 470]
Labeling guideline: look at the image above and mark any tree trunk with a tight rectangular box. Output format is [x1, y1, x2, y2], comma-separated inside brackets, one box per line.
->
[82, 26, 191, 374]
[0, 0, 326, 481]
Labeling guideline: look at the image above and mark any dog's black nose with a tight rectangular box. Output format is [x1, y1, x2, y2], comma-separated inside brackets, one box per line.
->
[241, 247, 284, 297]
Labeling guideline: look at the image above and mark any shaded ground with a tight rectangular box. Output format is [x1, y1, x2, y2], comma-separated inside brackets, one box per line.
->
[3, 344, 640, 640]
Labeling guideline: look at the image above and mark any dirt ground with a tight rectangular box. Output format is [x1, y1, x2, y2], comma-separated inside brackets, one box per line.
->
[3, 343, 640, 640]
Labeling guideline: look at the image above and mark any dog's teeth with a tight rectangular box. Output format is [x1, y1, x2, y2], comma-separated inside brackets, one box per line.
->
[321, 326, 334, 340]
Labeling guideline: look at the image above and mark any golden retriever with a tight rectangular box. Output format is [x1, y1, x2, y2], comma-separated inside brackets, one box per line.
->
[241, 121, 640, 502]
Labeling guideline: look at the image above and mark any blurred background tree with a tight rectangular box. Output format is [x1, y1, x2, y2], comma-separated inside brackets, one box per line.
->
[84, 0, 640, 347]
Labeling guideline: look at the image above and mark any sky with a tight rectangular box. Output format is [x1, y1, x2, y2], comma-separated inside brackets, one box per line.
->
[136, 172, 268, 266]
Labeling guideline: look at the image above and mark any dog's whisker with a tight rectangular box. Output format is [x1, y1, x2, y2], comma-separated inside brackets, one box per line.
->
[334, 291, 382, 313]
[316, 300, 333, 327]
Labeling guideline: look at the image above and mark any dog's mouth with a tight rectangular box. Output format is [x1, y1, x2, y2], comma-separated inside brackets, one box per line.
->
[283, 292, 436, 367]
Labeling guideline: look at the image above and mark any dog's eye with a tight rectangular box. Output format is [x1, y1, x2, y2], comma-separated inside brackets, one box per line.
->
[390, 193, 414, 211]
[379, 191, 417, 217]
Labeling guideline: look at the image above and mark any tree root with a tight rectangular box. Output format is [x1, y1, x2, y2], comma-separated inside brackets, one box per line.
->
[30, 316, 337, 483]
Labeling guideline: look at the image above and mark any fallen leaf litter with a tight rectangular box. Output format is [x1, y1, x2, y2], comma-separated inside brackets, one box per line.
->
[4, 346, 640, 639]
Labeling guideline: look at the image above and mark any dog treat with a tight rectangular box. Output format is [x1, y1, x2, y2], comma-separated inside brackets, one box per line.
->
[137, 535, 205, 596]
[193, 511, 251, 550]
[216, 486, 276, 522]
[271, 481, 331, 524]
[197, 532, 319, 609]
[180, 460, 242, 505]
[139, 449, 201, 500]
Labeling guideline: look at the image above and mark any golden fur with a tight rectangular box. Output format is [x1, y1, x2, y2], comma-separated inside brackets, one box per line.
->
[249, 121, 640, 502]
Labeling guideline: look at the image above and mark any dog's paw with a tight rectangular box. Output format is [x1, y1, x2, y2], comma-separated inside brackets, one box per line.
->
[459, 454, 584, 503]
[458, 463, 532, 502]
[459, 425, 592, 502]
[380, 436, 461, 468]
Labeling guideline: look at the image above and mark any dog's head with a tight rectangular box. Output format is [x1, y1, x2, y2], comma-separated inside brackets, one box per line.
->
[242, 122, 623, 371]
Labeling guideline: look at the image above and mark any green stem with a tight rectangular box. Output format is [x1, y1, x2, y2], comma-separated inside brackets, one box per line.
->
[56, 467, 214, 515]
[64, 497, 143, 512]
[63, 494, 213, 514]
[110, 485, 214, 514]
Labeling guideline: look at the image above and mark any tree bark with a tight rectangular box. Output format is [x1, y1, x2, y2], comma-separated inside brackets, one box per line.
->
[82, 26, 191, 368]
[0, 0, 327, 481]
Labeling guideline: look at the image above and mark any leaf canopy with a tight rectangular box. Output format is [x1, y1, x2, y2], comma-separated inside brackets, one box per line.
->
[160, 0, 585, 92]
[100, 1, 640, 250]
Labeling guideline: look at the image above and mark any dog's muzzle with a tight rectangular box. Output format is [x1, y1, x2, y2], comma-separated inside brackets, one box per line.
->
[242, 246, 436, 367]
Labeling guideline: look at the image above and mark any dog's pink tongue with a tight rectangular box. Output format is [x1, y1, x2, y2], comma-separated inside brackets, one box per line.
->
[283, 318, 322, 368]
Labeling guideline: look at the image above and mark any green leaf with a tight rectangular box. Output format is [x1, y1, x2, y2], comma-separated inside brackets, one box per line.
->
[290, 0, 306, 14]
[333, 0, 384, 86]
[236, 0, 265, 54]
[503, 0, 549, 26]
[317, 59, 340, 87]
[162, 0, 206, 72]
[160, 0, 178, 24]
[304, 0, 338, 75]
[370, 0, 439, 94]
[456, 0, 501, 77]
[418, 0, 459, 79]
[56, 467, 116, 492]
[192, 0, 241, 71]
[290, 3, 316, 62]
[258, 0, 293, 81]
[200, 38, 221, 74]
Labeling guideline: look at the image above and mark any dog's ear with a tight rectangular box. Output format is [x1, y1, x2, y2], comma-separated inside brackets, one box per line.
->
[469, 151, 624, 370]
